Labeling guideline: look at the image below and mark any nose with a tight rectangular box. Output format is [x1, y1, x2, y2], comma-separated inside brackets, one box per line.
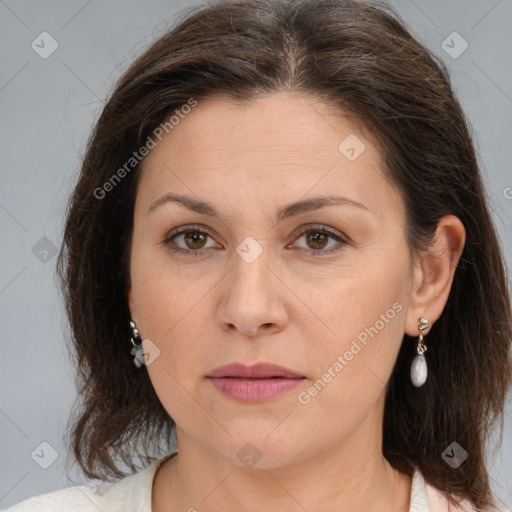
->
[217, 244, 288, 338]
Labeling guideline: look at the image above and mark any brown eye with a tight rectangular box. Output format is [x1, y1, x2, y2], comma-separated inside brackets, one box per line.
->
[182, 232, 208, 250]
[163, 225, 219, 256]
[305, 231, 330, 250]
[293, 225, 347, 256]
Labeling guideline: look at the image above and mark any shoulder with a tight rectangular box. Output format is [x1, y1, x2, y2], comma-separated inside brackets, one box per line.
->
[2, 483, 114, 512]
[424, 480, 511, 512]
[5, 484, 113, 512]
[2, 452, 177, 512]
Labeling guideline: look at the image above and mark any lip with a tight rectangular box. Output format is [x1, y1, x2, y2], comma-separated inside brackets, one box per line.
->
[206, 363, 306, 403]
[207, 362, 304, 379]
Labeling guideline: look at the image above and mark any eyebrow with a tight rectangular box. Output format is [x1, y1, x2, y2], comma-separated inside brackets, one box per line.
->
[147, 192, 371, 222]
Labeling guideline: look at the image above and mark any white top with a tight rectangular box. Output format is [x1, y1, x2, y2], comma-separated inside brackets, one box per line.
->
[2, 451, 509, 512]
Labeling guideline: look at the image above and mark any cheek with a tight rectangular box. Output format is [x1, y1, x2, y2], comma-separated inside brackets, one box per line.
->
[299, 248, 408, 402]
[130, 243, 204, 338]
[306, 248, 407, 344]
[306, 303, 405, 393]
[130, 249, 215, 369]
[296, 306, 406, 443]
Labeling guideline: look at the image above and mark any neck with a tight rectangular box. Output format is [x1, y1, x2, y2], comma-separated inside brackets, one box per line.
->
[152, 404, 412, 512]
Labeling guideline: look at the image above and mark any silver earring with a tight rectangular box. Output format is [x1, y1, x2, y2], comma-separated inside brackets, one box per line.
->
[410, 316, 429, 387]
[129, 320, 144, 368]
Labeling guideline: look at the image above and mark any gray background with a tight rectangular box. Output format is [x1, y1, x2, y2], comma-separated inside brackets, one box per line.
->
[1, 0, 511, 509]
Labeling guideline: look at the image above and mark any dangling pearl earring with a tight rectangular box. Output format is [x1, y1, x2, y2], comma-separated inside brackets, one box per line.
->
[129, 320, 144, 368]
[410, 316, 429, 387]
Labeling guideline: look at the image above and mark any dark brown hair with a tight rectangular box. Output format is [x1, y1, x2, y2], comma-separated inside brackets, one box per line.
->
[56, 0, 512, 509]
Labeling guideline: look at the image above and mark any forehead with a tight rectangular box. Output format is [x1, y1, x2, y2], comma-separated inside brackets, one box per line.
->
[135, 92, 401, 221]
[146, 92, 374, 160]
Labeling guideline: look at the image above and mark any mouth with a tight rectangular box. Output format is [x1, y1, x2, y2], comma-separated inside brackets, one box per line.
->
[206, 362, 306, 403]
[207, 362, 305, 379]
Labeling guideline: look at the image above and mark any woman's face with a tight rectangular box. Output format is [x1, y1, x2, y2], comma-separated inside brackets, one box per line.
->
[128, 91, 421, 468]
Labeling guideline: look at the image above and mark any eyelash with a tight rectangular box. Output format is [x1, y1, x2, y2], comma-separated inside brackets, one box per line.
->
[162, 224, 348, 257]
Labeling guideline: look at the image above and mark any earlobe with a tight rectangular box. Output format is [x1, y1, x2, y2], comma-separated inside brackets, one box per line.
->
[404, 215, 466, 336]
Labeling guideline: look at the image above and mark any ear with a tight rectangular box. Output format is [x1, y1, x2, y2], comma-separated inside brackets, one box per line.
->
[405, 215, 466, 337]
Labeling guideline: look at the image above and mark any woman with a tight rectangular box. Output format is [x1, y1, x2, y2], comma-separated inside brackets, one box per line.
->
[5, 0, 511, 511]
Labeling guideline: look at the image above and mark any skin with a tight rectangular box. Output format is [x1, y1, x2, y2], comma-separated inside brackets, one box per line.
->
[127, 91, 466, 512]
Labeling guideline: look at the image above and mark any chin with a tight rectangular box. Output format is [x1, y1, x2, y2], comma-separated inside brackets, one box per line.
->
[208, 428, 311, 470]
